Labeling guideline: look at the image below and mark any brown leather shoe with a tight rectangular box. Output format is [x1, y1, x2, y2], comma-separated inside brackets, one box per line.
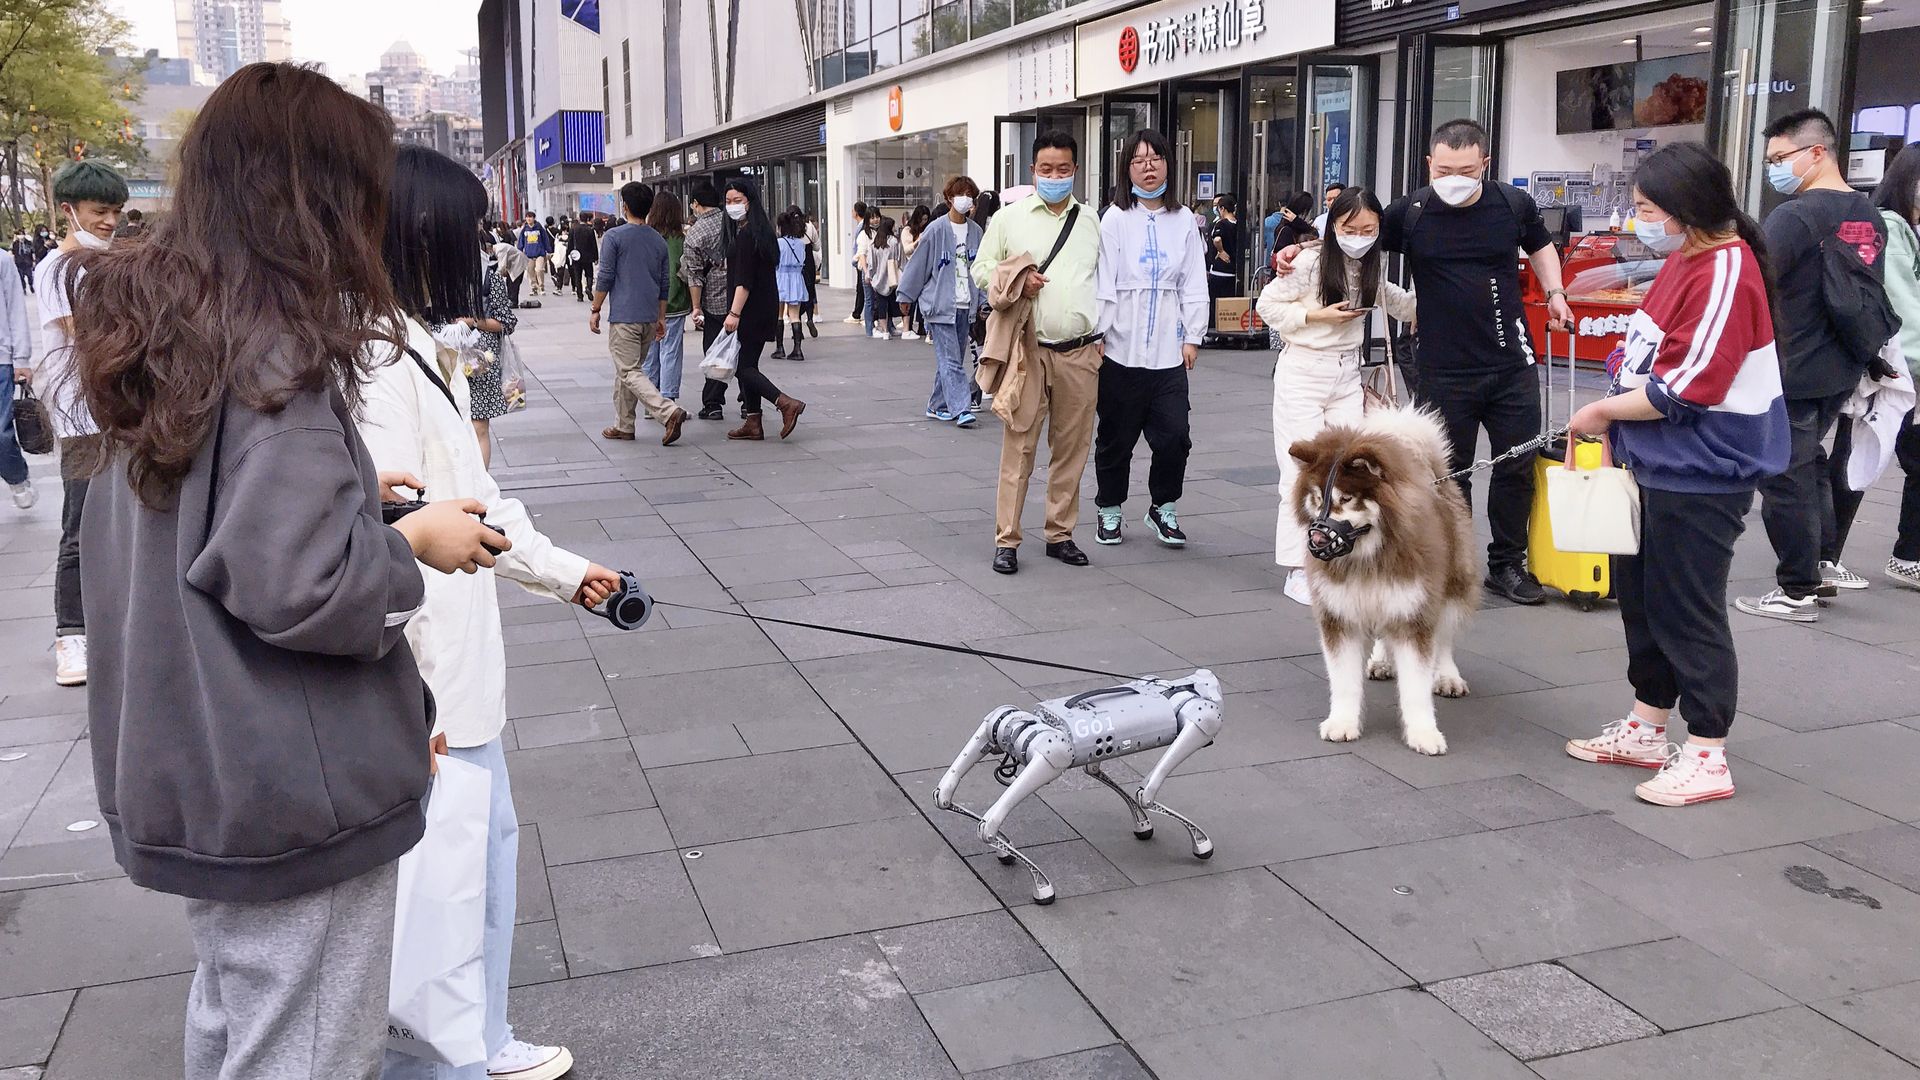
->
[726, 413, 764, 441]
[662, 408, 688, 446]
[773, 395, 806, 439]
[601, 426, 636, 441]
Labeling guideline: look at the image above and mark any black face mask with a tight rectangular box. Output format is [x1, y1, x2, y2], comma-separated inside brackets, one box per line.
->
[1305, 466, 1372, 562]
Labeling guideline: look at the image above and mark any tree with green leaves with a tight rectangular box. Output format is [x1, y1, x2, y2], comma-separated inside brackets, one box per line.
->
[0, 0, 139, 232]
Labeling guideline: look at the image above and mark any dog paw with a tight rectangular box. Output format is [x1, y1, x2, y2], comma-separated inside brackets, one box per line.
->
[1432, 674, 1470, 698]
[1319, 716, 1363, 743]
[1403, 727, 1449, 756]
[1367, 659, 1397, 681]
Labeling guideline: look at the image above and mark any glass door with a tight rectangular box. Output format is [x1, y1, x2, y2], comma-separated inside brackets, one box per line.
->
[1397, 34, 1500, 194]
[995, 116, 1037, 191]
[1103, 94, 1158, 207]
[1246, 69, 1298, 274]
[1173, 80, 1239, 213]
[1708, 0, 1858, 217]
[1303, 61, 1375, 199]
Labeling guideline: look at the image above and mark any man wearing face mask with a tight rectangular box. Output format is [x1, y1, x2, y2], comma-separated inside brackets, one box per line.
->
[1734, 109, 1890, 623]
[35, 160, 127, 688]
[973, 131, 1103, 575]
[1284, 119, 1573, 604]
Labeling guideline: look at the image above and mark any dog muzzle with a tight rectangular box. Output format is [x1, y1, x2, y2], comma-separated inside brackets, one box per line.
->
[1305, 471, 1371, 562]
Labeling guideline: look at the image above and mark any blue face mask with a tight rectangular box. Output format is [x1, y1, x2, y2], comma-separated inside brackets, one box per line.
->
[1131, 181, 1168, 199]
[1766, 159, 1805, 195]
[1035, 175, 1075, 204]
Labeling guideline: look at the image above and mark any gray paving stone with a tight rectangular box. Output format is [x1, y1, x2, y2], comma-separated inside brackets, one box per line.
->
[748, 581, 1034, 662]
[538, 808, 676, 866]
[0, 834, 122, 893]
[1135, 988, 1539, 1080]
[1256, 752, 1416, 801]
[963, 1045, 1151, 1080]
[1811, 824, 1920, 894]
[1318, 787, 1492, 847]
[1428, 962, 1657, 1059]
[547, 851, 719, 974]
[41, 974, 188, 1080]
[649, 743, 913, 846]
[609, 661, 835, 735]
[733, 713, 854, 754]
[685, 815, 997, 952]
[1208, 658, 1325, 693]
[917, 971, 1115, 1073]
[1731, 631, 1920, 732]
[966, 839, 1134, 907]
[0, 742, 68, 852]
[628, 725, 748, 768]
[506, 934, 960, 1080]
[1015, 868, 1408, 1040]
[972, 627, 1193, 688]
[1428, 774, 1593, 830]
[0, 714, 84, 749]
[504, 659, 616, 720]
[504, 637, 596, 667]
[1815, 982, 1920, 1067]
[895, 765, 1080, 858]
[508, 919, 569, 988]
[1275, 830, 1668, 983]
[979, 581, 1187, 635]
[837, 685, 1038, 774]
[1737, 723, 1920, 821]
[0, 877, 194, 997]
[798, 645, 1025, 712]
[1562, 939, 1794, 1032]
[1592, 845, 1920, 1001]
[1497, 814, 1689, 881]
[586, 619, 786, 679]
[0, 992, 70, 1069]
[1530, 1007, 1920, 1080]
[1167, 699, 1346, 773]
[515, 821, 554, 924]
[873, 910, 1054, 994]
[505, 740, 654, 825]
[1135, 610, 1323, 666]
[509, 706, 627, 749]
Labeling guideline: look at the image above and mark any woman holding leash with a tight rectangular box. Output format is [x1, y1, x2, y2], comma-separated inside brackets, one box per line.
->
[1563, 142, 1789, 807]
[1256, 185, 1415, 606]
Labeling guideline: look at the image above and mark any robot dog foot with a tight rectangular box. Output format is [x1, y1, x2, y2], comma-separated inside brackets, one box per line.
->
[1085, 763, 1213, 859]
[939, 799, 1056, 903]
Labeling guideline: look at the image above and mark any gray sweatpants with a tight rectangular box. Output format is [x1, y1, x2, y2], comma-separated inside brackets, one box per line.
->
[184, 860, 399, 1080]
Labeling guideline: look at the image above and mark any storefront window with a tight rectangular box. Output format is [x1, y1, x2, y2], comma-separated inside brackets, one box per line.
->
[872, 27, 902, 70]
[902, 7, 931, 61]
[844, 47, 875, 82]
[1249, 73, 1299, 267]
[1712, 0, 1853, 214]
[874, 0, 901, 29]
[852, 123, 969, 214]
[931, 1, 966, 50]
[969, 0, 1010, 36]
[850, 0, 872, 40]
[818, 52, 845, 89]
[1174, 81, 1238, 211]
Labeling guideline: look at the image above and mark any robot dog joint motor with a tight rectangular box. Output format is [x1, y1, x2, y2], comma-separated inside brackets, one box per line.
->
[935, 669, 1223, 904]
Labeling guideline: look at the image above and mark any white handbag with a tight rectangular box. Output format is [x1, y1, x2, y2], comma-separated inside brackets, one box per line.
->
[1545, 436, 1641, 556]
[386, 755, 492, 1066]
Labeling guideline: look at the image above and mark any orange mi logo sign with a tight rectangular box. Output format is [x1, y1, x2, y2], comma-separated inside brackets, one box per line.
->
[887, 86, 904, 131]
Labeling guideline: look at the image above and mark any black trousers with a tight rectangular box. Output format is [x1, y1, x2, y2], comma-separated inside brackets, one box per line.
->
[1834, 408, 1920, 563]
[851, 270, 866, 319]
[573, 259, 593, 301]
[15, 261, 30, 292]
[735, 333, 784, 414]
[1617, 486, 1749, 740]
[1416, 364, 1541, 571]
[1094, 361, 1191, 508]
[802, 252, 818, 316]
[1895, 413, 1920, 562]
[56, 436, 100, 635]
[1758, 390, 1849, 598]
[699, 314, 733, 414]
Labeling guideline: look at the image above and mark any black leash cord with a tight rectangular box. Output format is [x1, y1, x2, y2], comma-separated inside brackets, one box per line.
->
[651, 601, 1139, 681]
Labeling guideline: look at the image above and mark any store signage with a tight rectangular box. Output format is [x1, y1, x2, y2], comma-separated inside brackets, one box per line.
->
[887, 86, 903, 131]
[669, 152, 683, 173]
[709, 137, 750, 164]
[1339, 0, 1582, 43]
[687, 148, 702, 168]
[1078, 0, 1329, 96]
[1009, 29, 1075, 109]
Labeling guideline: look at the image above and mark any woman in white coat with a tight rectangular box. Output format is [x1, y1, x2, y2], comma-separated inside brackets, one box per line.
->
[1255, 185, 1415, 605]
[361, 146, 622, 1080]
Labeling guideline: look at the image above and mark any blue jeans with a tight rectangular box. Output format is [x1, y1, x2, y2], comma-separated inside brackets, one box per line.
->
[0, 367, 28, 486]
[862, 283, 895, 337]
[381, 738, 518, 1080]
[925, 316, 971, 418]
[644, 313, 687, 401]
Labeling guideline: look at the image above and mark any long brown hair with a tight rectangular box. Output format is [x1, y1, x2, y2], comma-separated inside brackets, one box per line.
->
[73, 63, 404, 507]
[647, 190, 685, 237]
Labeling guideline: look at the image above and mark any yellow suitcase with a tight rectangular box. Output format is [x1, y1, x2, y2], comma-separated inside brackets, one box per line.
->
[1527, 329, 1613, 611]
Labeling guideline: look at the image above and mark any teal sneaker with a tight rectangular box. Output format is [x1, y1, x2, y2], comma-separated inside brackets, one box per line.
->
[1095, 506, 1123, 545]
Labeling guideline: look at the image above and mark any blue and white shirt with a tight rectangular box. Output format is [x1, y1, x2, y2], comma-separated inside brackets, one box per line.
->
[1095, 203, 1211, 370]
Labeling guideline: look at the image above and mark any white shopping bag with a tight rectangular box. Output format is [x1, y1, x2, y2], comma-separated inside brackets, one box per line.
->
[386, 755, 491, 1066]
[1546, 437, 1641, 556]
[701, 329, 740, 382]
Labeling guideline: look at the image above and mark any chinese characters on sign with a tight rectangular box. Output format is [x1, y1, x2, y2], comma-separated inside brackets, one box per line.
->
[1139, 0, 1266, 67]
[1008, 29, 1076, 109]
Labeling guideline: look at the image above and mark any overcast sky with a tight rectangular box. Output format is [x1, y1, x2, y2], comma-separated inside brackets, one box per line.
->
[107, 0, 479, 79]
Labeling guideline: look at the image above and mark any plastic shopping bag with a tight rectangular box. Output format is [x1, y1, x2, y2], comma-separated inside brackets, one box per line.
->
[386, 755, 492, 1067]
[701, 329, 740, 382]
[498, 335, 529, 412]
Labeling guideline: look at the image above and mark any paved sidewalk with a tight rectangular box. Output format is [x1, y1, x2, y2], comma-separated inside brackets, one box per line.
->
[3, 291, 1919, 1079]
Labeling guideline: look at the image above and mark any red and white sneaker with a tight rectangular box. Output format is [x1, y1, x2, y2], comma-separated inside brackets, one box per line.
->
[1634, 744, 1735, 807]
[1565, 717, 1666, 769]
[488, 1039, 573, 1080]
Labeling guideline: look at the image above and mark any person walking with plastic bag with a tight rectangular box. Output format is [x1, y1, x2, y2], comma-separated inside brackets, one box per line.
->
[1857, 144, 1920, 590]
[363, 144, 624, 1080]
[1562, 143, 1789, 807]
[722, 179, 805, 441]
[897, 176, 984, 426]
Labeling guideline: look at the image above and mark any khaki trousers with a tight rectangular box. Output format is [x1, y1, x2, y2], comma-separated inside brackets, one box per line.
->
[609, 322, 677, 431]
[528, 255, 549, 293]
[995, 341, 1102, 548]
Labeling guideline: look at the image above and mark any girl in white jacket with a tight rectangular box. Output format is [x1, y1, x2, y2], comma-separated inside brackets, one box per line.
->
[1255, 186, 1416, 605]
[361, 146, 620, 1080]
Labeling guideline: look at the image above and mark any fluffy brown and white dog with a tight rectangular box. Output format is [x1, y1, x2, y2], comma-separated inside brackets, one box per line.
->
[1287, 407, 1477, 755]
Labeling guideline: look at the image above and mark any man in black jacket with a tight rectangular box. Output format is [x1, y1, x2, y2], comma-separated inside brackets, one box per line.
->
[571, 211, 601, 302]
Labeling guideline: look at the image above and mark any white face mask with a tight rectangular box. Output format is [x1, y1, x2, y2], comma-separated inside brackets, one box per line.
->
[725, 204, 747, 221]
[1336, 234, 1377, 258]
[1631, 214, 1685, 255]
[950, 195, 974, 215]
[1431, 174, 1482, 207]
[68, 211, 110, 250]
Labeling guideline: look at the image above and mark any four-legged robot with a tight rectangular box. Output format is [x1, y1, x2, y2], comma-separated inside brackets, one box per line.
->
[934, 669, 1224, 903]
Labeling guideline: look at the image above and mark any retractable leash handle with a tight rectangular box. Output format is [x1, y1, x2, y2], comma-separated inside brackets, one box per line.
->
[589, 571, 654, 630]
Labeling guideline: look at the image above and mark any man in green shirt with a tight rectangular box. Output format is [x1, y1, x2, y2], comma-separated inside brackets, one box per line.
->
[972, 131, 1103, 575]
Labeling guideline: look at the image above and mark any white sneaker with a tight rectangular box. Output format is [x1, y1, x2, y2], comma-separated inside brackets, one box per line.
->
[9, 480, 34, 509]
[1734, 587, 1819, 623]
[900, 331, 919, 341]
[1888, 558, 1920, 591]
[55, 634, 87, 687]
[1820, 560, 1868, 591]
[870, 330, 890, 340]
[842, 315, 861, 325]
[487, 1039, 574, 1080]
[1566, 717, 1667, 769]
[1283, 568, 1312, 606]
[1634, 743, 1735, 806]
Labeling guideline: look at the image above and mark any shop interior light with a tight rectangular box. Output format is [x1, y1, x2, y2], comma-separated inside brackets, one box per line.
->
[1693, 25, 1711, 32]
[1619, 37, 1637, 44]
[1861, 13, 1873, 20]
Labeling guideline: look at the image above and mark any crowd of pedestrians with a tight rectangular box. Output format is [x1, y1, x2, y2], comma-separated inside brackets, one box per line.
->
[6, 47, 1920, 1075]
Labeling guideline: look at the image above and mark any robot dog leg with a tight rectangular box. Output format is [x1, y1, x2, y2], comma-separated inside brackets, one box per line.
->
[934, 670, 1224, 903]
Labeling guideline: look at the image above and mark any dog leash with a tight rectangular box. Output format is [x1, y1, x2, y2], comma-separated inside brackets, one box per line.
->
[652, 601, 1141, 680]
[1432, 427, 1569, 487]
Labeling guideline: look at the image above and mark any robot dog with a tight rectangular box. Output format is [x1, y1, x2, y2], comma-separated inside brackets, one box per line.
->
[935, 669, 1223, 904]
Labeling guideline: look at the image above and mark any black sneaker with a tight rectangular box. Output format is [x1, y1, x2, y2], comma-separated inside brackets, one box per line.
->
[1485, 564, 1547, 605]
[1144, 503, 1187, 547]
[1095, 507, 1123, 545]
[697, 407, 724, 421]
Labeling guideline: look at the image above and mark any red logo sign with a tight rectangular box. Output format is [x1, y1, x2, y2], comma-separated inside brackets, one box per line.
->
[887, 86, 903, 132]
[1117, 26, 1139, 73]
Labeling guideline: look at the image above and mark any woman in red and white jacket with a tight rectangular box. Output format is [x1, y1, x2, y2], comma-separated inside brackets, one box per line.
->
[1563, 143, 1790, 807]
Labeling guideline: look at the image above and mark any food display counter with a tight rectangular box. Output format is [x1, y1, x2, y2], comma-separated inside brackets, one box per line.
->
[1521, 231, 1665, 365]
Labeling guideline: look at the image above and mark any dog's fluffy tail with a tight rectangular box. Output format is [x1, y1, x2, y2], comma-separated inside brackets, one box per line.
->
[1362, 405, 1456, 479]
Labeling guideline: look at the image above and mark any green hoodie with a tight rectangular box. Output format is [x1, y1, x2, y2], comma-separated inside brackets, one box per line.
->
[1880, 209, 1920, 380]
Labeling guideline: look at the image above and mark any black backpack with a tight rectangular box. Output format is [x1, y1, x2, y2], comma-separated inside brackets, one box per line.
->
[1820, 224, 1902, 377]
